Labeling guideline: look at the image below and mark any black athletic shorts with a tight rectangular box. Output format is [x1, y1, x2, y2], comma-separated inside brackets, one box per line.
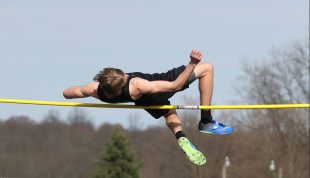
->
[134, 65, 196, 119]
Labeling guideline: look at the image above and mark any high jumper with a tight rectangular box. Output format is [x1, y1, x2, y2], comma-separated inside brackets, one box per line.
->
[63, 50, 233, 165]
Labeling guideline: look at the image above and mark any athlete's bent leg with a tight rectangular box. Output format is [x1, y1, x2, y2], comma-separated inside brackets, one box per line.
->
[193, 62, 234, 134]
[164, 110, 206, 165]
[193, 62, 214, 106]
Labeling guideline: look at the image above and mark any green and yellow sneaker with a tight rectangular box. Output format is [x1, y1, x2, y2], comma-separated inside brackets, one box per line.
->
[178, 137, 206, 165]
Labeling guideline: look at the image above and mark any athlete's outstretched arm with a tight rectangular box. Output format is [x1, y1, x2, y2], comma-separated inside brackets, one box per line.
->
[63, 82, 99, 99]
[134, 50, 202, 95]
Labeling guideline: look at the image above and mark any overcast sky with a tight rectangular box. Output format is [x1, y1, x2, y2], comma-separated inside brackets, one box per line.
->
[0, 0, 308, 128]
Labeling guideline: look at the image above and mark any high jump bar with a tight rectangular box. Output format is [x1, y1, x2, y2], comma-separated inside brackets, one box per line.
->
[0, 98, 309, 110]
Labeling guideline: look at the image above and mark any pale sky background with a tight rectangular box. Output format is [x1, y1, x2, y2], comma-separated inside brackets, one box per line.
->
[0, 0, 309, 128]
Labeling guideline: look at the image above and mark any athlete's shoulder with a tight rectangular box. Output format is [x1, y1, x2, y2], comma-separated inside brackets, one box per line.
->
[127, 76, 142, 100]
[129, 77, 144, 88]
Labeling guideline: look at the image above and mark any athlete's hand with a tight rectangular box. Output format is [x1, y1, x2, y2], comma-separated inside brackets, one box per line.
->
[190, 50, 202, 64]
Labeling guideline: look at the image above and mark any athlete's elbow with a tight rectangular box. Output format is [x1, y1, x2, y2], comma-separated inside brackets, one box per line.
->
[171, 82, 183, 91]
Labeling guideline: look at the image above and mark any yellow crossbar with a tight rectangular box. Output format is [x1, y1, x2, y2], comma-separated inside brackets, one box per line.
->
[0, 98, 309, 110]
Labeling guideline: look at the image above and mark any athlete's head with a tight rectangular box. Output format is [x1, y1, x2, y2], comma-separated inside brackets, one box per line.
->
[94, 68, 127, 96]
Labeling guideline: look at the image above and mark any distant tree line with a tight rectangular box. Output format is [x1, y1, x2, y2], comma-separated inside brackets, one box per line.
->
[0, 38, 308, 178]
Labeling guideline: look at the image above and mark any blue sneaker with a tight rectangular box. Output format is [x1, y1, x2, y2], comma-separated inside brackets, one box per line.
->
[198, 119, 234, 134]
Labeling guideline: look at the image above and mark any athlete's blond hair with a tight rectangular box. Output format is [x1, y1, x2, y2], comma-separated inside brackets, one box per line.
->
[94, 68, 126, 95]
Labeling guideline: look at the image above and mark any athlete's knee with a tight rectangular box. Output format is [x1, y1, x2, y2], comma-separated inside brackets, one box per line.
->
[202, 62, 214, 73]
[195, 62, 214, 77]
[164, 109, 176, 118]
[164, 109, 181, 124]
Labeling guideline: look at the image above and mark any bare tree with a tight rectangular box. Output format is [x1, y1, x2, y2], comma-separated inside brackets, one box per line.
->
[233, 37, 309, 178]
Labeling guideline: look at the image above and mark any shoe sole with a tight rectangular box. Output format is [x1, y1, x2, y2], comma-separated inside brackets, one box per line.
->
[199, 130, 233, 135]
[199, 128, 234, 135]
[178, 137, 206, 166]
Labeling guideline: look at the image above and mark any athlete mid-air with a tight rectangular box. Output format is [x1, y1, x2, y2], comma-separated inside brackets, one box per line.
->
[63, 50, 233, 165]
